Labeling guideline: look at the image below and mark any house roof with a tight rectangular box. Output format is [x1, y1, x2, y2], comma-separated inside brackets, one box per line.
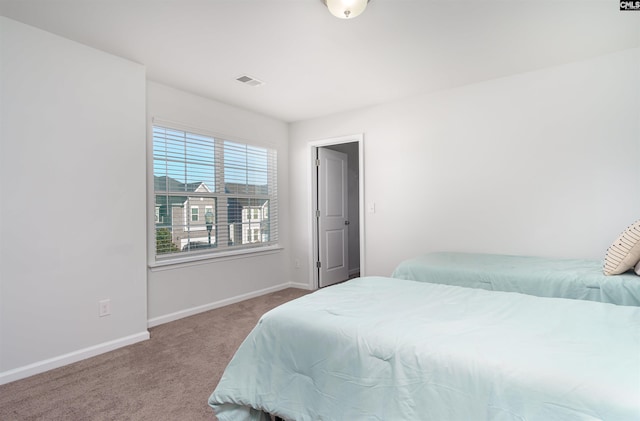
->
[154, 176, 266, 196]
[154, 176, 211, 193]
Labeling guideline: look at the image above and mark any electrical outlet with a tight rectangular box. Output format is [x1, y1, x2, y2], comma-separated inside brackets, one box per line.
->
[295, 259, 301, 269]
[99, 299, 111, 317]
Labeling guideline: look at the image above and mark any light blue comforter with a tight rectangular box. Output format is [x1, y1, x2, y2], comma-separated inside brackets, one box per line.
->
[209, 277, 640, 421]
[392, 252, 640, 306]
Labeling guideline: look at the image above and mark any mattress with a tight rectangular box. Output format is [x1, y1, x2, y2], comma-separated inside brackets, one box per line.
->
[391, 252, 640, 306]
[209, 276, 640, 421]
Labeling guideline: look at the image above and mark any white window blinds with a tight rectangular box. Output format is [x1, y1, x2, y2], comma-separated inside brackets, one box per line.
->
[152, 124, 278, 259]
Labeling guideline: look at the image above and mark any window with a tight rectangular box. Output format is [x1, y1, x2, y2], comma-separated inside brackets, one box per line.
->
[152, 124, 278, 260]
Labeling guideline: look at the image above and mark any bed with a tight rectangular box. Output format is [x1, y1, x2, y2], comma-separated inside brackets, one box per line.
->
[208, 276, 640, 421]
[391, 252, 640, 306]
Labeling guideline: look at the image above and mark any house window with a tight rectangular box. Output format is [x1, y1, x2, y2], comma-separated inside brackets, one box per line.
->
[152, 124, 278, 260]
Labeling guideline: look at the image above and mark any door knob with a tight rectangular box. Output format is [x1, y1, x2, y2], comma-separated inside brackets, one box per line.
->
[344, 220, 350, 225]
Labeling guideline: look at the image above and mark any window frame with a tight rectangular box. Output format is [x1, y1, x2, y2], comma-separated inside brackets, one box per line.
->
[148, 119, 280, 268]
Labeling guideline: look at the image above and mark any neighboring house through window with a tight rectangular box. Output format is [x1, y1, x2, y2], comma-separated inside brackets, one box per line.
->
[152, 123, 278, 260]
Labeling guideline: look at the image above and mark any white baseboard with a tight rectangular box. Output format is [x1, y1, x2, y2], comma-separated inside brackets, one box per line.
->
[147, 282, 300, 328]
[0, 331, 150, 386]
[289, 281, 314, 290]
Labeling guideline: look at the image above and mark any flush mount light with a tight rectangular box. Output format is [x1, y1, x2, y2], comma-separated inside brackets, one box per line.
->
[323, 0, 370, 19]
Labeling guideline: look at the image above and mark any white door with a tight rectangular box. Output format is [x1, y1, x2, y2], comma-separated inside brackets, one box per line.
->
[318, 147, 349, 287]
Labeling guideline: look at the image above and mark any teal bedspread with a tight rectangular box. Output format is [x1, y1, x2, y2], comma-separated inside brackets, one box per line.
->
[392, 252, 640, 306]
[209, 277, 640, 421]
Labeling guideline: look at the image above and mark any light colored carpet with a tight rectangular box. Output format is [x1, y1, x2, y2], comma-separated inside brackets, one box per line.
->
[0, 288, 310, 421]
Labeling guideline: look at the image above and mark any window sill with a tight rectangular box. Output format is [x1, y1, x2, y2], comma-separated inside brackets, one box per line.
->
[148, 244, 283, 272]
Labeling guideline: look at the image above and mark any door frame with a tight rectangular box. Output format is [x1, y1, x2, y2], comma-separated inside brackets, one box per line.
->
[309, 134, 365, 289]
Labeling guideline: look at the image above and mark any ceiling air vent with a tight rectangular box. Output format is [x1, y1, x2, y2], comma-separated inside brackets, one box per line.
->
[235, 75, 265, 87]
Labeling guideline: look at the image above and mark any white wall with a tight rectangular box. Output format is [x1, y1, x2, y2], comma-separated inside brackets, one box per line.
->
[146, 82, 295, 326]
[0, 17, 148, 383]
[290, 48, 640, 279]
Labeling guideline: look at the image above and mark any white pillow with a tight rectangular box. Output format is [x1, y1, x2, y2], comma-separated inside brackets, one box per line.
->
[635, 260, 640, 276]
[603, 219, 640, 275]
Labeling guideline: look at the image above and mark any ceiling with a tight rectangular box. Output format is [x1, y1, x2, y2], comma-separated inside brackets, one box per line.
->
[1, 0, 639, 123]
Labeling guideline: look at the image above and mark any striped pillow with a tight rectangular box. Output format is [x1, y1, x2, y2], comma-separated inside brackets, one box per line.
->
[603, 219, 640, 275]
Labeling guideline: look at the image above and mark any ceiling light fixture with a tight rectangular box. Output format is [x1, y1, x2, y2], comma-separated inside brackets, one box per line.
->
[323, 0, 370, 19]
